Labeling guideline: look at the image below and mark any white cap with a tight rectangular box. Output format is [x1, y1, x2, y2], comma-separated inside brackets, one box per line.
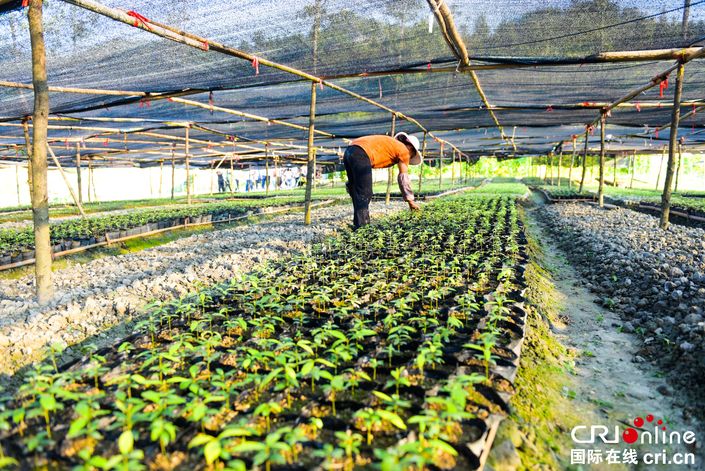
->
[395, 132, 422, 165]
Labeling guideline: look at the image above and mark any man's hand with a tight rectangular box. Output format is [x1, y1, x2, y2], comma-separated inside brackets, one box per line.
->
[408, 200, 421, 211]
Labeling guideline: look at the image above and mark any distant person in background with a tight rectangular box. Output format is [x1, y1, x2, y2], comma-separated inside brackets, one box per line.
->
[258, 169, 267, 191]
[217, 171, 226, 193]
[343, 132, 422, 228]
[283, 168, 294, 189]
[247, 169, 256, 192]
[293, 166, 302, 187]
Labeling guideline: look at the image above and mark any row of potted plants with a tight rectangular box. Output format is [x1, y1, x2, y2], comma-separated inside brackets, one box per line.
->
[0, 196, 322, 265]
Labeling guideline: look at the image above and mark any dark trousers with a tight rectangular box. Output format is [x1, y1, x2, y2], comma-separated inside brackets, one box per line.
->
[343, 145, 373, 228]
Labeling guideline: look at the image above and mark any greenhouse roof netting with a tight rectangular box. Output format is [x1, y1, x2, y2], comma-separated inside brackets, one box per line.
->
[1, 0, 705, 165]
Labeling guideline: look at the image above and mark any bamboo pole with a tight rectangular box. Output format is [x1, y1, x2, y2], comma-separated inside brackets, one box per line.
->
[28, 0, 53, 304]
[386, 114, 396, 205]
[230, 156, 235, 194]
[579, 129, 590, 193]
[265, 143, 270, 196]
[22, 118, 34, 202]
[47, 145, 86, 217]
[88, 159, 95, 202]
[598, 112, 607, 208]
[75, 143, 82, 204]
[568, 136, 576, 188]
[655, 146, 665, 190]
[159, 159, 163, 196]
[660, 62, 686, 229]
[613, 155, 617, 187]
[304, 82, 317, 225]
[675, 141, 683, 193]
[629, 151, 636, 189]
[185, 126, 191, 205]
[418, 132, 427, 194]
[451, 149, 457, 186]
[557, 150, 563, 187]
[170, 145, 175, 199]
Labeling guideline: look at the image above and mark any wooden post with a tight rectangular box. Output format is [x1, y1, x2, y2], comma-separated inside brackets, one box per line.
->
[629, 151, 636, 189]
[304, 82, 317, 225]
[170, 145, 175, 199]
[385, 114, 396, 205]
[265, 143, 270, 196]
[557, 150, 563, 186]
[185, 127, 191, 204]
[47, 145, 86, 217]
[655, 145, 666, 190]
[598, 112, 607, 207]
[28, 0, 53, 304]
[451, 149, 457, 186]
[579, 129, 589, 193]
[660, 62, 685, 229]
[613, 154, 618, 187]
[675, 141, 683, 193]
[209, 162, 214, 195]
[159, 159, 163, 196]
[418, 132, 427, 193]
[568, 136, 577, 188]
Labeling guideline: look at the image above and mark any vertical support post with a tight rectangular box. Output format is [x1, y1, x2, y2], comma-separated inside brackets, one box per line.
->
[159, 159, 163, 196]
[88, 159, 95, 203]
[28, 0, 52, 304]
[418, 132, 426, 194]
[568, 136, 577, 189]
[451, 149, 457, 186]
[656, 146, 665, 190]
[675, 140, 683, 193]
[230, 156, 235, 194]
[170, 146, 176, 199]
[75, 143, 82, 204]
[557, 150, 563, 186]
[613, 154, 618, 187]
[265, 143, 270, 196]
[385, 113, 396, 205]
[185, 126, 191, 204]
[47, 145, 86, 217]
[660, 62, 685, 229]
[22, 118, 34, 201]
[598, 112, 607, 208]
[579, 129, 589, 193]
[304, 81, 317, 225]
[629, 151, 636, 189]
[209, 162, 214, 195]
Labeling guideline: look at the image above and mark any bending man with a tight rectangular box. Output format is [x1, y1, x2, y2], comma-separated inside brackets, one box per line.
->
[343, 132, 422, 228]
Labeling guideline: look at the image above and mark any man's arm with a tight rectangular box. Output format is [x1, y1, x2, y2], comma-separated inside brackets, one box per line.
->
[397, 162, 420, 211]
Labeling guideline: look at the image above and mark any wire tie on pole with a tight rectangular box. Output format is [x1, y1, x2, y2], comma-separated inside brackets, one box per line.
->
[659, 76, 669, 98]
[635, 101, 641, 112]
[126, 11, 152, 30]
[655, 128, 659, 139]
[21, 0, 29, 7]
[427, 62, 432, 71]
[252, 56, 260, 75]
[208, 91, 214, 114]
[545, 105, 553, 112]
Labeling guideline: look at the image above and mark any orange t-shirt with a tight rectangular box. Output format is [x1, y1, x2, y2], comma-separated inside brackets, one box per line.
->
[351, 135, 411, 169]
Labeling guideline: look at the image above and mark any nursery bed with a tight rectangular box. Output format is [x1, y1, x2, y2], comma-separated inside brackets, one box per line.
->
[0, 194, 530, 470]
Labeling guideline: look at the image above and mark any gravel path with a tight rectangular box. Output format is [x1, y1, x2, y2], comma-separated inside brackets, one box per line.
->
[0, 202, 406, 375]
[538, 202, 705, 400]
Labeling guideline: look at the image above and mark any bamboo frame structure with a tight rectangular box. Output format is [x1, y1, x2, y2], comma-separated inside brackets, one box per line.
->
[385, 114, 396, 205]
[598, 113, 607, 208]
[579, 129, 589, 193]
[304, 82, 317, 225]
